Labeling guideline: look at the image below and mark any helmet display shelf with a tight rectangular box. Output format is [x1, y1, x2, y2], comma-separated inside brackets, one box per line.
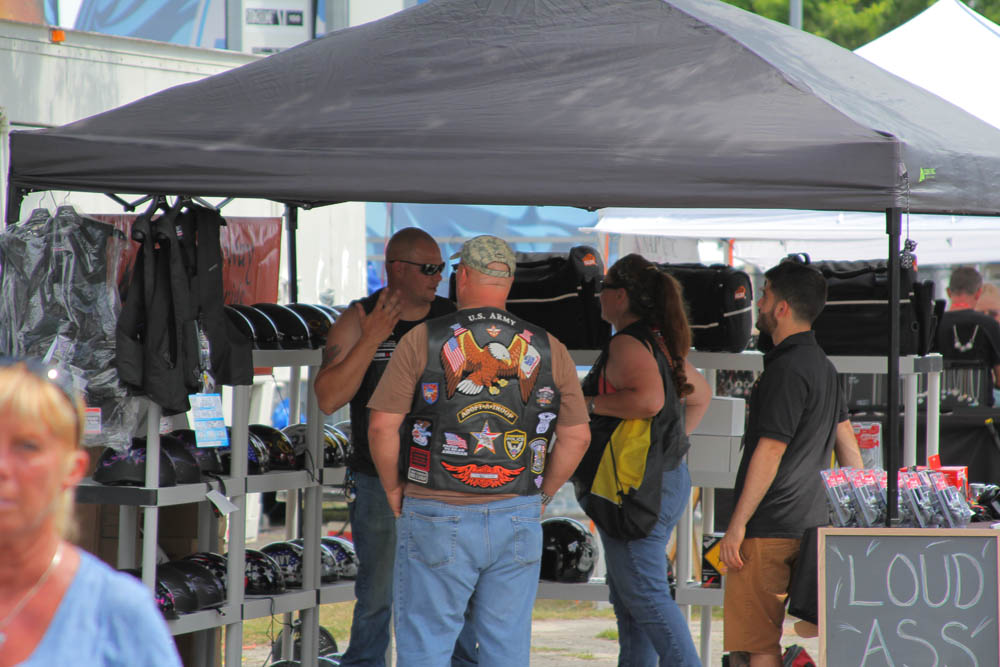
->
[71, 345, 352, 667]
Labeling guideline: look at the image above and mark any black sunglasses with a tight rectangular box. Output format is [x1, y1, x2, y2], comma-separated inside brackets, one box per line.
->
[598, 278, 624, 292]
[389, 259, 446, 276]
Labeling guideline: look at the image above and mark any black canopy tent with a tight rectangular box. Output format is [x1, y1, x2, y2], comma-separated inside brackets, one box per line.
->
[10, 0, 1000, 522]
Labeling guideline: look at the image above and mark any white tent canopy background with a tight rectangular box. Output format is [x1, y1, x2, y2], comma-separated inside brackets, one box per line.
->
[591, 0, 1000, 268]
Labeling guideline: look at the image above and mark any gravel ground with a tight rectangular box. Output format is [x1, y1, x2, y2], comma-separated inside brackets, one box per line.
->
[242, 612, 820, 666]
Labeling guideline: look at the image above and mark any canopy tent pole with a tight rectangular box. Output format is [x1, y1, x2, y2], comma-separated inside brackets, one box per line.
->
[285, 204, 299, 303]
[885, 207, 902, 525]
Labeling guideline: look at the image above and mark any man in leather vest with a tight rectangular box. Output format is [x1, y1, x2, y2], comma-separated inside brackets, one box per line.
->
[368, 235, 590, 667]
[315, 227, 476, 666]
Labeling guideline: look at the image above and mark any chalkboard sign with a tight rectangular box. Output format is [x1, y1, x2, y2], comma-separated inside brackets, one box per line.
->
[821, 528, 999, 667]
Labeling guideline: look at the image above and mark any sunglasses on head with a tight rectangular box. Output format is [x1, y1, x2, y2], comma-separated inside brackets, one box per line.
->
[389, 259, 446, 276]
[0, 357, 81, 432]
[598, 278, 624, 293]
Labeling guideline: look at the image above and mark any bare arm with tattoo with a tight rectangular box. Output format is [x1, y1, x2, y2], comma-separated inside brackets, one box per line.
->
[314, 289, 403, 414]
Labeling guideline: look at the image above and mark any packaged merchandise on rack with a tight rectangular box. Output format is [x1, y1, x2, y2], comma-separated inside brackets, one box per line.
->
[927, 470, 974, 528]
[820, 469, 857, 527]
[846, 468, 885, 527]
[0, 207, 141, 449]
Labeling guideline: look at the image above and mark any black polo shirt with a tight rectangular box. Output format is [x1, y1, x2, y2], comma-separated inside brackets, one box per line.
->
[734, 330, 847, 539]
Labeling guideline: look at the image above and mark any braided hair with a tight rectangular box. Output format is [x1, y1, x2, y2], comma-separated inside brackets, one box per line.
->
[606, 254, 693, 397]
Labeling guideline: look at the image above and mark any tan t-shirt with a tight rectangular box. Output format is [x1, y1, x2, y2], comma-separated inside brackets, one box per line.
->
[367, 318, 588, 503]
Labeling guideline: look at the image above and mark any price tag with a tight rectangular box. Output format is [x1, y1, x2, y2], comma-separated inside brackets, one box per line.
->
[189, 393, 228, 448]
[205, 489, 237, 516]
[84, 407, 102, 435]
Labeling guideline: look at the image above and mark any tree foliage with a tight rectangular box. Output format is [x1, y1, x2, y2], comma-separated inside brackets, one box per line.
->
[723, 0, 1000, 50]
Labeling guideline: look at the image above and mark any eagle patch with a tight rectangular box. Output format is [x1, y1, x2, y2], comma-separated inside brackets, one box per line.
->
[440, 325, 540, 403]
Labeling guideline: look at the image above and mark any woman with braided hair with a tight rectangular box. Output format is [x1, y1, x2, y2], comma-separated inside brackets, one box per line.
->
[582, 254, 711, 666]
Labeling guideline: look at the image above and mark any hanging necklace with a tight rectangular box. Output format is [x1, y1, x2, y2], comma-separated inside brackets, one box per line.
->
[0, 544, 63, 647]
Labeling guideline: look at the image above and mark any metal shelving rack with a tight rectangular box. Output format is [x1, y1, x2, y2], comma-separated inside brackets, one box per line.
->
[75, 348, 328, 667]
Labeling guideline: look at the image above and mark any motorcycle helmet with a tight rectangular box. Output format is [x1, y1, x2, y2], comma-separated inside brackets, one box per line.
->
[282, 422, 339, 469]
[183, 552, 229, 595]
[261, 541, 305, 588]
[249, 424, 299, 470]
[224, 305, 258, 346]
[169, 428, 225, 476]
[331, 420, 352, 444]
[238, 549, 286, 595]
[220, 426, 271, 475]
[286, 303, 336, 348]
[321, 536, 359, 579]
[154, 563, 201, 614]
[313, 303, 341, 320]
[323, 425, 350, 467]
[230, 304, 282, 349]
[93, 443, 177, 487]
[121, 568, 178, 620]
[252, 303, 311, 350]
[158, 560, 225, 610]
[540, 517, 599, 583]
[288, 538, 340, 584]
[272, 618, 340, 661]
[132, 434, 202, 484]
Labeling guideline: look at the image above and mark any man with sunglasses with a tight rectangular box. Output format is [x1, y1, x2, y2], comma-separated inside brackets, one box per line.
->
[315, 227, 477, 666]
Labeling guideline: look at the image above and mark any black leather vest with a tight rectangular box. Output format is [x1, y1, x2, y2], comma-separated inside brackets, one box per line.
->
[401, 307, 560, 495]
[348, 291, 456, 475]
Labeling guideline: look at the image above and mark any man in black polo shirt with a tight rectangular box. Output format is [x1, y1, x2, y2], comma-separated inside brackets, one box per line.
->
[934, 266, 1000, 407]
[720, 261, 862, 667]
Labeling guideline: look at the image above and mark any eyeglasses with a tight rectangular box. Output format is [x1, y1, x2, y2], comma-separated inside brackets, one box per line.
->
[598, 278, 624, 293]
[388, 260, 446, 276]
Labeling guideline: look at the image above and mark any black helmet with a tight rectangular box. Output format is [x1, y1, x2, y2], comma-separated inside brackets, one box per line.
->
[93, 444, 177, 487]
[323, 425, 350, 467]
[331, 420, 352, 444]
[224, 305, 257, 345]
[540, 517, 599, 583]
[183, 552, 228, 596]
[289, 538, 340, 584]
[238, 549, 286, 595]
[169, 428, 225, 476]
[261, 541, 305, 588]
[272, 618, 340, 661]
[154, 563, 200, 614]
[321, 536, 359, 579]
[158, 560, 225, 610]
[249, 424, 299, 470]
[313, 303, 341, 320]
[230, 304, 282, 349]
[221, 427, 271, 475]
[132, 435, 202, 484]
[121, 569, 178, 620]
[282, 422, 339, 469]
[252, 303, 311, 350]
[286, 303, 336, 348]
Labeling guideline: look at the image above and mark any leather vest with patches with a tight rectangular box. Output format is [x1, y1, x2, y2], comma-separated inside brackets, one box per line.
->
[402, 307, 560, 495]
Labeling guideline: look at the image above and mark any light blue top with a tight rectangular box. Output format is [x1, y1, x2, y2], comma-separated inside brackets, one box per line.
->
[21, 549, 181, 666]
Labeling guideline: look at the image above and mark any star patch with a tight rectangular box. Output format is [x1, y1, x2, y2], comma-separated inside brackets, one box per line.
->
[472, 420, 500, 454]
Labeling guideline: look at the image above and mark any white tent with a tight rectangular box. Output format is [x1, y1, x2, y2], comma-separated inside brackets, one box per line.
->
[856, 0, 1000, 130]
[591, 208, 1000, 268]
[591, 0, 1000, 267]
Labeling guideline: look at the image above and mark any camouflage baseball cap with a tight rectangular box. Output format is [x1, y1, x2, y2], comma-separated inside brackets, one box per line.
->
[450, 235, 516, 278]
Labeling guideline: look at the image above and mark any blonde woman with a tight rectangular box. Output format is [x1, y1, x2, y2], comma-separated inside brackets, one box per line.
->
[0, 359, 180, 666]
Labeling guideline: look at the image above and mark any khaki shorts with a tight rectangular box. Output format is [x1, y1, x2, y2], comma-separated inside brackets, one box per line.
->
[723, 537, 801, 656]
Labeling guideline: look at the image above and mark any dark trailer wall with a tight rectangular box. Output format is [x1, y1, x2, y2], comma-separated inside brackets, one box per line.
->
[10, 0, 1000, 518]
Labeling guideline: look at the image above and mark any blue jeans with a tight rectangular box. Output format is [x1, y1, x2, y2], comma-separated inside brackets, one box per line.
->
[340, 471, 479, 667]
[598, 463, 700, 667]
[394, 495, 543, 667]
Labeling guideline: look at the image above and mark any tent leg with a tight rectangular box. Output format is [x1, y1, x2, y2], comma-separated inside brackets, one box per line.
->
[885, 207, 901, 525]
[286, 204, 299, 303]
